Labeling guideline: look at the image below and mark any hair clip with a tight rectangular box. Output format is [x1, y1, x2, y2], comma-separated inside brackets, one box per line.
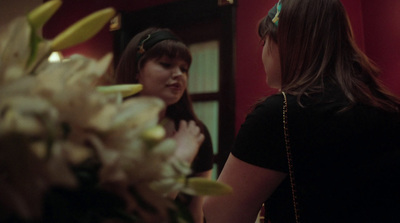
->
[137, 34, 151, 55]
[272, 0, 282, 26]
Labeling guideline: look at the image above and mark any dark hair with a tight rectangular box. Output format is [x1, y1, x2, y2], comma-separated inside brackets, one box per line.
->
[259, 0, 400, 112]
[115, 27, 192, 84]
[258, 13, 278, 45]
[114, 27, 204, 128]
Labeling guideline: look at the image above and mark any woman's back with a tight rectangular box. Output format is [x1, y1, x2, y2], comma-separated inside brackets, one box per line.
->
[266, 92, 400, 222]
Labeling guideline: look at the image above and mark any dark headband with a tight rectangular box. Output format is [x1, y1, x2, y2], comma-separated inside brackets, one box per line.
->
[136, 30, 179, 61]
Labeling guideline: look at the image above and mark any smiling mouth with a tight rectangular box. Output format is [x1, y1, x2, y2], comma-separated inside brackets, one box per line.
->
[167, 83, 182, 90]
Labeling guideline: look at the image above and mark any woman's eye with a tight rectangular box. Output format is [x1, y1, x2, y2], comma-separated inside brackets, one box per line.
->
[160, 62, 172, 68]
[181, 67, 189, 73]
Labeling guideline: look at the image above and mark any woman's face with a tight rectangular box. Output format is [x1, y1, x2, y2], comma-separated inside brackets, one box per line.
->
[138, 55, 189, 106]
[262, 36, 281, 89]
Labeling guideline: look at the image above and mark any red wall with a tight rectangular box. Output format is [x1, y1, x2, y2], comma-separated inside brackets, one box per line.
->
[42, 0, 400, 132]
[361, 0, 400, 96]
[234, 0, 275, 132]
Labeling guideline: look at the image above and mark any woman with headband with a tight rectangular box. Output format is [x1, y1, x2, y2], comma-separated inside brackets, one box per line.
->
[114, 27, 214, 223]
[204, 0, 400, 222]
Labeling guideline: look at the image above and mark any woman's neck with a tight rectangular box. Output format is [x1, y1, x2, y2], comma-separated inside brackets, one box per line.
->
[158, 108, 176, 137]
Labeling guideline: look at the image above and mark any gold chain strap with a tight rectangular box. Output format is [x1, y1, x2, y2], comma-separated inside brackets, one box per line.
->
[282, 91, 301, 223]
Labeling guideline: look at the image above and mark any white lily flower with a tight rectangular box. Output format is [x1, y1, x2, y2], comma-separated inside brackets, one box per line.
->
[0, 18, 30, 83]
[0, 2, 231, 222]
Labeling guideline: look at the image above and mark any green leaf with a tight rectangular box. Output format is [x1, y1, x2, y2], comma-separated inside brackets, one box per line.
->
[27, 31, 42, 69]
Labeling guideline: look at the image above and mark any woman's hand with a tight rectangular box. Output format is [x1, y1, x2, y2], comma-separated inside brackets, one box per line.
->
[173, 120, 204, 163]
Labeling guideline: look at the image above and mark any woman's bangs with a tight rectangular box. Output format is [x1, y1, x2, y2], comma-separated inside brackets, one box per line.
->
[148, 40, 192, 65]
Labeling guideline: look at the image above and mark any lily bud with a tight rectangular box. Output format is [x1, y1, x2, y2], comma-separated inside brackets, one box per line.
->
[96, 84, 143, 98]
[141, 125, 166, 143]
[27, 0, 62, 31]
[51, 7, 116, 51]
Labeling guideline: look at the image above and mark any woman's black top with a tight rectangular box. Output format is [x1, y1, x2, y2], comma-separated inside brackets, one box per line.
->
[191, 122, 214, 173]
[232, 92, 400, 223]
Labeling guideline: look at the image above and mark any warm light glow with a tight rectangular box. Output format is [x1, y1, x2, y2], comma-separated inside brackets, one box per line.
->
[218, 0, 234, 5]
[48, 51, 63, 63]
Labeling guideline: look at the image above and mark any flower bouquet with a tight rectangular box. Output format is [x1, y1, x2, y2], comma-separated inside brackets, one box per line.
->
[0, 1, 231, 222]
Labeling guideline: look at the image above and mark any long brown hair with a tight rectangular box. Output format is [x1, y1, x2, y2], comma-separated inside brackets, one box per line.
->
[261, 0, 400, 112]
[114, 27, 204, 128]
